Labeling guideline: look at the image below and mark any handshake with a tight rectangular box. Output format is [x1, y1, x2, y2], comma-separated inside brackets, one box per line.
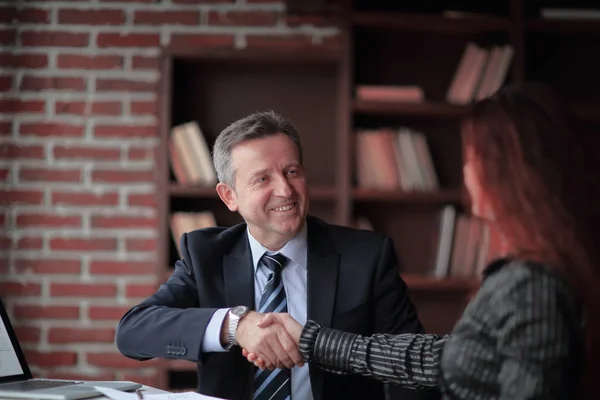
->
[222, 312, 305, 370]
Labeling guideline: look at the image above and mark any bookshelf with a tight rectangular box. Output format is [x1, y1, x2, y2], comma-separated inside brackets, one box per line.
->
[155, 0, 600, 391]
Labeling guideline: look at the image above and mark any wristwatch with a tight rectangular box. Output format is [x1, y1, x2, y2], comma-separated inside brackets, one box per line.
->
[227, 305, 250, 348]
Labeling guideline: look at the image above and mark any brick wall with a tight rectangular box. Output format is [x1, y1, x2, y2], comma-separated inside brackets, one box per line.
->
[0, 0, 339, 387]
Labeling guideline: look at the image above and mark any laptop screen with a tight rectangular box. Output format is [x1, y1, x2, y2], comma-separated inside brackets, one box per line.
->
[0, 298, 32, 383]
[0, 315, 24, 378]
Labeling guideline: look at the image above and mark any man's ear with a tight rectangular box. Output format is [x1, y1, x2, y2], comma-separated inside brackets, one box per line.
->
[216, 183, 238, 212]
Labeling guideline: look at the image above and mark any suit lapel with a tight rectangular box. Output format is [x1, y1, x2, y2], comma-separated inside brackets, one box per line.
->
[222, 231, 254, 400]
[223, 233, 255, 309]
[306, 216, 340, 329]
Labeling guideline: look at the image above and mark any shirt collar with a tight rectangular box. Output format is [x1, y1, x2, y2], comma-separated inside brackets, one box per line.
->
[247, 220, 308, 272]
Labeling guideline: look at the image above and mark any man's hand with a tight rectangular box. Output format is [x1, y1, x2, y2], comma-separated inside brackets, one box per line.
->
[234, 311, 303, 370]
[242, 313, 304, 369]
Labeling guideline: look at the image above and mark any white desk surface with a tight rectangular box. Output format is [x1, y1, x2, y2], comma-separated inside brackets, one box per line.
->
[88, 385, 170, 400]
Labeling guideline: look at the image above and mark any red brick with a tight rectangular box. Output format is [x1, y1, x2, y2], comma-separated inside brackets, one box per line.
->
[0, 53, 48, 68]
[0, 122, 12, 136]
[94, 124, 155, 138]
[131, 55, 158, 70]
[20, 75, 86, 91]
[18, 8, 51, 23]
[246, 35, 313, 48]
[0, 189, 44, 205]
[92, 101, 122, 115]
[1, 144, 45, 159]
[15, 213, 81, 228]
[0, 6, 16, 23]
[0, 235, 10, 250]
[46, 372, 115, 381]
[133, 10, 200, 25]
[90, 260, 154, 275]
[15, 236, 43, 250]
[170, 33, 234, 49]
[57, 54, 123, 70]
[128, 147, 153, 161]
[87, 353, 157, 368]
[20, 168, 82, 183]
[25, 351, 77, 367]
[20, 122, 84, 137]
[49, 238, 117, 252]
[14, 259, 81, 275]
[0, 74, 13, 91]
[126, 283, 157, 298]
[0, 167, 9, 182]
[51, 191, 119, 206]
[13, 305, 79, 319]
[13, 326, 41, 344]
[0, 214, 5, 229]
[208, 11, 278, 26]
[53, 145, 121, 161]
[91, 170, 154, 183]
[58, 9, 125, 25]
[89, 305, 131, 320]
[50, 283, 117, 297]
[49, 327, 116, 343]
[130, 100, 156, 115]
[0, 282, 42, 296]
[21, 31, 89, 47]
[91, 215, 157, 229]
[0, 29, 16, 45]
[0, 98, 46, 113]
[97, 33, 159, 48]
[321, 35, 341, 50]
[96, 79, 155, 92]
[125, 238, 156, 252]
[127, 193, 156, 208]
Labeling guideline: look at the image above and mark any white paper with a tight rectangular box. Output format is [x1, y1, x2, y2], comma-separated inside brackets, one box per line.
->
[93, 386, 228, 400]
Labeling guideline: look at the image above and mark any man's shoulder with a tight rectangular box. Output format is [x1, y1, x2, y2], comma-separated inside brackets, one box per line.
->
[308, 215, 388, 247]
[184, 221, 247, 249]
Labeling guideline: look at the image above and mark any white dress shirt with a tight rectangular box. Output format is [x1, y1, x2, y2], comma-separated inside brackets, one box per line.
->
[201, 222, 313, 400]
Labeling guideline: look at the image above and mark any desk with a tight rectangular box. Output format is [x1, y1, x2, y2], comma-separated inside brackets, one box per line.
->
[88, 385, 169, 400]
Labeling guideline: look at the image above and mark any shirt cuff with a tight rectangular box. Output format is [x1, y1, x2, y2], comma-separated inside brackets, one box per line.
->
[201, 307, 231, 353]
[299, 320, 357, 372]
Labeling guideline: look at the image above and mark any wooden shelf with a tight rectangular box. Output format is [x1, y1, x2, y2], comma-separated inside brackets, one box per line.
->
[352, 100, 469, 118]
[526, 19, 600, 35]
[168, 184, 337, 200]
[402, 274, 480, 290]
[352, 12, 510, 33]
[353, 188, 464, 204]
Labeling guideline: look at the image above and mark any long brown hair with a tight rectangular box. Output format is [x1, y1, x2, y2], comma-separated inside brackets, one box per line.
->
[461, 82, 600, 397]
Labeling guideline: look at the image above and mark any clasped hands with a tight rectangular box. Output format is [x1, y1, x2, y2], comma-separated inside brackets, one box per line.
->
[236, 311, 304, 370]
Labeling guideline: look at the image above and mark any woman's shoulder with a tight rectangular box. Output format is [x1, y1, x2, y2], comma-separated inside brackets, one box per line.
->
[478, 257, 581, 311]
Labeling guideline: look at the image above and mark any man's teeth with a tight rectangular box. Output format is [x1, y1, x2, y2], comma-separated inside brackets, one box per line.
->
[273, 204, 294, 212]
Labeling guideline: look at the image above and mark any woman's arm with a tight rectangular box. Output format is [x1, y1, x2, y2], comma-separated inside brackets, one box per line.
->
[299, 320, 449, 389]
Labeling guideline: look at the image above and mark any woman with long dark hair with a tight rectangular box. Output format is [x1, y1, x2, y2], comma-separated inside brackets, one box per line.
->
[244, 83, 600, 399]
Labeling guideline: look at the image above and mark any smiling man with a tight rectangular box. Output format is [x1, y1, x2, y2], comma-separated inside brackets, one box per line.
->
[115, 111, 437, 400]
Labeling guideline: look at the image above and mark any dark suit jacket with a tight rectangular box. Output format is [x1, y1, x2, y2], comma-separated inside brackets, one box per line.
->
[116, 216, 439, 400]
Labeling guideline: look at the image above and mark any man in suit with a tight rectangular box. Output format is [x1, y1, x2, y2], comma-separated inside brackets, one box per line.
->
[116, 111, 438, 400]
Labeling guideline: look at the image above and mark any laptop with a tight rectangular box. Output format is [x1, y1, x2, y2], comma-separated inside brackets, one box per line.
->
[0, 297, 142, 399]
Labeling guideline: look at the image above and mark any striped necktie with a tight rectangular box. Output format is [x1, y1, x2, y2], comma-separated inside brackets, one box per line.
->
[253, 253, 291, 400]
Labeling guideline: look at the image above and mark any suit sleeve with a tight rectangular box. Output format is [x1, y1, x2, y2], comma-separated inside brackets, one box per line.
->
[373, 237, 443, 400]
[115, 232, 220, 363]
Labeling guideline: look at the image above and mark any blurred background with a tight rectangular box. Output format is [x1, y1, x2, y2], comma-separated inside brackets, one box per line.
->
[1, 0, 599, 393]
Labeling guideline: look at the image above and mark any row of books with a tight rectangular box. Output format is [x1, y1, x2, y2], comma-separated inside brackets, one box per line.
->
[355, 127, 438, 191]
[431, 205, 491, 279]
[353, 42, 513, 105]
[170, 121, 217, 186]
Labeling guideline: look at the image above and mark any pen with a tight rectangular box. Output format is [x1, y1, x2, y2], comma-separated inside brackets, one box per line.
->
[136, 389, 144, 399]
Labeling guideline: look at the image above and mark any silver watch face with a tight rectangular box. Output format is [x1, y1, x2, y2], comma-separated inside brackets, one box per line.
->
[231, 305, 249, 317]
